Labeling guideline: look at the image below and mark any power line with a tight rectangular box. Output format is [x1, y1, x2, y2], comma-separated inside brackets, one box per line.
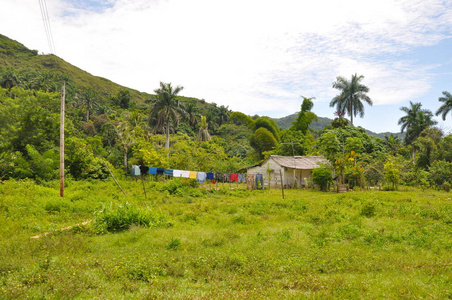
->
[38, 0, 56, 54]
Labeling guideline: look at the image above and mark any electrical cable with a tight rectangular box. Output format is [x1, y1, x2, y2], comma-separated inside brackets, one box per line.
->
[38, 0, 56, 54]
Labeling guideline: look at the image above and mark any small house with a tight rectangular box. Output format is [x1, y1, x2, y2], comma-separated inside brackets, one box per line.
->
[244, 155, 329, 188]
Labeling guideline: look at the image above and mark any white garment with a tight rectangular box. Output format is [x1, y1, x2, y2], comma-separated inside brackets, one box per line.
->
[174, 170, 190, 178]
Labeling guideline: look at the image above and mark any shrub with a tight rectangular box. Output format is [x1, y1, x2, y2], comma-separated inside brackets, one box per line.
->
[312, 167, 333, 191]
[384, 158, 400, 190]
[94, 202, 172, 234]
[167, 237, 181, 250]
[360, 202, 376, 218]
[428, 160, 452, 190]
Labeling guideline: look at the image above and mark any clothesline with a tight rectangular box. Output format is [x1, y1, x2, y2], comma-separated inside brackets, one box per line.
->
[130, 165, 248, 184]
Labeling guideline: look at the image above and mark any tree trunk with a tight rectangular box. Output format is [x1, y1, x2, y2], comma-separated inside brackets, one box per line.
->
[349, 103, 353, 126]
[165, 119, 170, 157]
[86, 102, 90, 122]
[123, 146, 128, 173]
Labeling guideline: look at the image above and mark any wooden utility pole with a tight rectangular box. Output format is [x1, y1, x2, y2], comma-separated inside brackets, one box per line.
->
[281, 140, 302, 188]
[280, 169, 285, 199]
[60, 82, 65, 197]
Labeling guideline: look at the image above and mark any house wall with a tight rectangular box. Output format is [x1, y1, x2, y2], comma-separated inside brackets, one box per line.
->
[246, 159, 284, 188]
[283, 168, 313, 187]
[246, 158, 315, 188]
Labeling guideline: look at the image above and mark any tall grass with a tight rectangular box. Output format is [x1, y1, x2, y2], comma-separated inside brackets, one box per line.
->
[0, 179, 451, 298]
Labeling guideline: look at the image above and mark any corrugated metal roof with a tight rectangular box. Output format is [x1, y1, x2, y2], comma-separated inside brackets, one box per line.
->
[264, 155, 329, 169]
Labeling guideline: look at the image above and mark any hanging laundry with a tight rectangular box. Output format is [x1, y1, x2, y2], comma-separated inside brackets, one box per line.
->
[139, 166, 149, 174]
[157, 168, 165, 175]
[255, 173, 264, 190]
[206, 172, 214, 180]
[174, 170, 189, 178]
[179, 170, 190, 178]
[149, 167, 158, 175]
[215, 173, 223, 181]
[224, 173, 231, 183]
[189, 171, 198, 179]
[164, 169, 173, 177]
[247, 174, 255, 190]
[238, 173, 246, 183]
[197, 172, 207, 183]
[230, 173, 238, 182]
[131, 165, 141, 176]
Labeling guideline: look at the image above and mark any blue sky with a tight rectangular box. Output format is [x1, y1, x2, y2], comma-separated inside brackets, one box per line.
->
[1, 0, 451, 134]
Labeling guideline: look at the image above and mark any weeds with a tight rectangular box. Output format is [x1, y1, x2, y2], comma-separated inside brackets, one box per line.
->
[0, 181, 451, 298]
[94, 202, 172, 234]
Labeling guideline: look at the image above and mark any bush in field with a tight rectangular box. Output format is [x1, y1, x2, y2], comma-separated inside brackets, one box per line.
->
[428, 160, 452, 190]
[312, 167, 333, 191]
[158, 178, 200, 196]
[384, 158, 400, 190]
[94, 202, 172, 234]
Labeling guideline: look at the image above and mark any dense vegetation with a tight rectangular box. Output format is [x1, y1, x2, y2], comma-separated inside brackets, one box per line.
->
[1, 33, 452, 191]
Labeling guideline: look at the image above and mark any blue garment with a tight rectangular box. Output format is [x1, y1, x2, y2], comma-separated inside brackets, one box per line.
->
[149, 167, 158, 175]
[157, 168, 165, 175]
[255, 173, 264, 190]
[206, 172, 214, 180]
[238, 173, 246, 183]
[164, 169, 173, 177]
[197, 172, 207, 183]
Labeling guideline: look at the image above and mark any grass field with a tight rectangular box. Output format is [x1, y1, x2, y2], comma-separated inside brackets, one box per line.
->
[1, 178, 451, 299]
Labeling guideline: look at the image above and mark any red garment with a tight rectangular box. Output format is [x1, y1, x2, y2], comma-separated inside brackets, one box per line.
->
[230, 173, 238, 182]
[212, 180, 217, 184]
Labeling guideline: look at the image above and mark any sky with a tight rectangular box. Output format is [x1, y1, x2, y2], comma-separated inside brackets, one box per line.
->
[1, 0, 452, 134]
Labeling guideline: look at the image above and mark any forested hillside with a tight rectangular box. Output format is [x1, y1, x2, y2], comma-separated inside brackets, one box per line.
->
[1, 33, 452, 191]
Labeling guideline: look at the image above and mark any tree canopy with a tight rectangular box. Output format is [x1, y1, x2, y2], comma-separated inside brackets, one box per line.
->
[330, 74, 373, 126]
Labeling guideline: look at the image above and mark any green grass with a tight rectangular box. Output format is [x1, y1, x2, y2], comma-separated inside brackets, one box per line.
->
[1, 179, 451, 299]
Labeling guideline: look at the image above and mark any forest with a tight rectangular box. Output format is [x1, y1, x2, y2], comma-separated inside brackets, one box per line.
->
[1, 33, 452, 191]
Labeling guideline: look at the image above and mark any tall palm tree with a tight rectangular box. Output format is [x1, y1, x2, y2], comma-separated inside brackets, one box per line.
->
[398, 101, 437, 145]
[330, 74, 373, 126]
[76, 88, 100, 121]
[435, 91, 452, 120]
[149, 82, 185, 150]
[197, 115, 211, 142]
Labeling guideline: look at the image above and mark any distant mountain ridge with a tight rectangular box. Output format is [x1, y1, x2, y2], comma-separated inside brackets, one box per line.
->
[273, 113, 404, 139]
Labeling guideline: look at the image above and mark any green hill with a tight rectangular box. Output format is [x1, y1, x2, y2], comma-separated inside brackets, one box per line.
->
[273, 112, 404, 139]
[0, 34, 151, 103]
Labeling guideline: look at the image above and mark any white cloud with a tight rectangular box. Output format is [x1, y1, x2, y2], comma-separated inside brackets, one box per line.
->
[1, 0, 452, 132]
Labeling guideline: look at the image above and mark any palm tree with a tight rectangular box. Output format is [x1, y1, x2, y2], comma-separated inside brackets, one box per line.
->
[398, 101, 437, 145]
[216, 105, 230, 126]
[76, 88, 100, 121]
[0, 67, 19, 90]
[435, 91, 452, 120]
[185, 101, 200, 131]
[330, 74, 373, 126]
[384, 133, 402, 155]
[197, 115, 211, 142]
[116, 122, 134, 172]
[149, 82, 185, 150]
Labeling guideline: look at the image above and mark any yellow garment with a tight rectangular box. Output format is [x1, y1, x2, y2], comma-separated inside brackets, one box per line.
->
[189, 171, 197, 179]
